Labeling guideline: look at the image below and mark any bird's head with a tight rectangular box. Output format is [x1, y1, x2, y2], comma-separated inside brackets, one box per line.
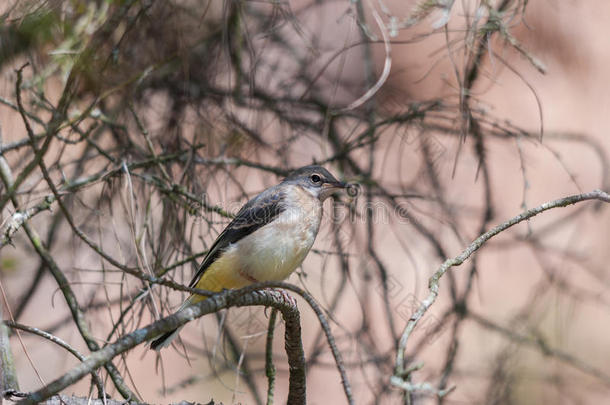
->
[283, 165, 347, 201]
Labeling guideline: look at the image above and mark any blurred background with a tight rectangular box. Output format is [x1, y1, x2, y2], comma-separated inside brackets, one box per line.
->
[0, 0, 609, 404]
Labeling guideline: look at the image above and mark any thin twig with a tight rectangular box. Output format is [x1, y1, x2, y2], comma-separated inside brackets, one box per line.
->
[5, 321, 105, 397]
[14, 65, 139, 401]
[468, 311, 610, 386]
[394, 189, 610, 393]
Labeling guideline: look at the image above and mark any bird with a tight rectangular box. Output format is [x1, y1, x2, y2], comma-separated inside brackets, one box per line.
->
[150, 165, 348, 350]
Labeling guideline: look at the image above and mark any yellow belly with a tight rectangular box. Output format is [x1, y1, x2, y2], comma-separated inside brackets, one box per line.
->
[188, 249, 249, 304]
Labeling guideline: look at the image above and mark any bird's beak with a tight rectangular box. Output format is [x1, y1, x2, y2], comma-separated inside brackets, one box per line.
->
[319, 180, 347, 200]
[323, 180, 347, 190]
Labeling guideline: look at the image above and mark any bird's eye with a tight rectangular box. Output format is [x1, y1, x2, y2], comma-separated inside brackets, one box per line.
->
[310, 174, 322, 184]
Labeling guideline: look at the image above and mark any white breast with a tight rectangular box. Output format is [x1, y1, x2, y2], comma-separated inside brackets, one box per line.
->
[234, 185, 322, 282]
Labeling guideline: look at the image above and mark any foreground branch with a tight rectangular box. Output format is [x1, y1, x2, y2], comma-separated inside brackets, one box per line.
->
[39, 394, 218, 405]
[20, 288, 306, 405]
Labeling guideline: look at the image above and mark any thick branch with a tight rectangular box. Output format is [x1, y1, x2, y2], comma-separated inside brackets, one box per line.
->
[39, 394, 218, 405]
[20, 288, 306, 405]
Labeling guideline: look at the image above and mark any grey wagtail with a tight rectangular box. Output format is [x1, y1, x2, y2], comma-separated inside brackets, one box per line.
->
[151, 165, 348, 350]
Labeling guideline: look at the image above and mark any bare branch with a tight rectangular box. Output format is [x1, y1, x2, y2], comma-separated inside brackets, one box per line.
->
[394, 189, 610, 394]
[20, 289, 306, 405]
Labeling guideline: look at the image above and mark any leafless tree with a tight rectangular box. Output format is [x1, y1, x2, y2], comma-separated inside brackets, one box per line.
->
[0, 1, 608, 404]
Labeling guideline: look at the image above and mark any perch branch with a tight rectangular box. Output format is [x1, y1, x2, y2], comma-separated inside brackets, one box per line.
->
[20, 288, 306, 405]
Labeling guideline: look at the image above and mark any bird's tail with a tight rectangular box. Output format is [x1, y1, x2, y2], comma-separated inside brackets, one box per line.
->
[150, 325, 184, 351]
[150, 296, 200, 351]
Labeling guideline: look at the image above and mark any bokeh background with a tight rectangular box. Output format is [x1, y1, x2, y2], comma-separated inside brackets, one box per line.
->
[0, 1, 609, 404]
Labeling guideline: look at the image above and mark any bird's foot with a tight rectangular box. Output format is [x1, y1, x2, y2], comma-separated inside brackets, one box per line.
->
[265, 288, 298, 308]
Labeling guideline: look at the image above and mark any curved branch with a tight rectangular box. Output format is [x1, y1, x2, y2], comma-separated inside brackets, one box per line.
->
[235, 282, 354, 405]
[20, 288, 306, 405]
[393, 189, 610, 392]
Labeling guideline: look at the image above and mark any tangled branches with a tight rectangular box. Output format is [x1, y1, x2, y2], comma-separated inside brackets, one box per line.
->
[0, 0, 608, 404]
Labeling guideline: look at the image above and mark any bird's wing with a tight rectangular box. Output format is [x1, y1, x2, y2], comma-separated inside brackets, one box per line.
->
[188, 186, 286, 288]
